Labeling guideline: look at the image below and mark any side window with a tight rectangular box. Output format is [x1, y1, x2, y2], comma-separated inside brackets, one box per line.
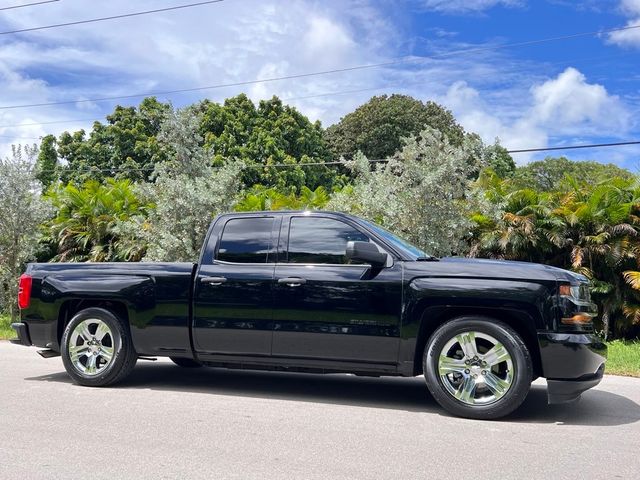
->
[217, 217, 274, 263]
[287, 217, 370, 264]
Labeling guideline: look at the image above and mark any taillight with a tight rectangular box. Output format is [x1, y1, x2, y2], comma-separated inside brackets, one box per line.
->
[18, 274, 32, 309]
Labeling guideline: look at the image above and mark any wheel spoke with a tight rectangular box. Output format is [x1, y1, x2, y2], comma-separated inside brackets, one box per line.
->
[78, 321, 93, 342]
[438, 356, 466, 376]
[94, 321, 111, 342]
[85, 354, 97, 374]
[484, 371, 510, 398]
[454, 375, 477, 403]
[456, 332, 478, 358]
[482, 343, 510, 367]
[98, 346, 114, 363]
[69, 345, 88, 362]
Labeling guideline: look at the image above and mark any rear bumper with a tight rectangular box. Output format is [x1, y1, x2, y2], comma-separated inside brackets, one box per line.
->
[538, 332, 607, 404]
[9, 322, 32, 347]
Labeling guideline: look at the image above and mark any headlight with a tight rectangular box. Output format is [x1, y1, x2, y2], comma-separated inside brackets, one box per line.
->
[559, 283, 591, 302]
[558, 282, 595, 327]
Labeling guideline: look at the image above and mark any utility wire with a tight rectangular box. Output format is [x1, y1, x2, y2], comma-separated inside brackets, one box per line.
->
[508, 140, 640, 153]
[0, 0, 59, 11]
[29, 140, 640, 174]
[2, 47, 638, 130]
[0, 0, 224, 36]
[1, 22, 639, 111]
[0, 86, 395, 129]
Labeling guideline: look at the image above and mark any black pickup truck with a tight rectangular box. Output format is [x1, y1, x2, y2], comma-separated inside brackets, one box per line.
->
[12, 210, 606, 419]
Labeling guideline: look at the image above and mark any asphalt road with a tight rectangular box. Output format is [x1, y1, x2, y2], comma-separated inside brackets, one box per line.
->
[1, 342, 639, 480]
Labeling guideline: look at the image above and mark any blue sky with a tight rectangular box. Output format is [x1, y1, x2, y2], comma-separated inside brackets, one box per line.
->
[0, 0, 639, 167]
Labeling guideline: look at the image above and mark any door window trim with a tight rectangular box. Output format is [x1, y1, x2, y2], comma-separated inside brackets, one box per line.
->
[210, 215, 281, 266]
[279, 214, 393, 268]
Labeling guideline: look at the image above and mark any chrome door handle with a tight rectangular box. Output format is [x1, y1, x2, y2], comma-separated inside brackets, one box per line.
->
[277, 277, 306, 287]
[201, 276, 227, 286]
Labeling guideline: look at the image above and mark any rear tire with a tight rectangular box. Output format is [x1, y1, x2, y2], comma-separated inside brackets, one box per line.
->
[61, 307, 137, 387]
[170, 357, 203, 368]
[423, 316, 532, 420]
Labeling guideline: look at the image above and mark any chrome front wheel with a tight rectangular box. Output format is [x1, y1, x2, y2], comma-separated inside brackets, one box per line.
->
[438, 331, 514, 406]
[424, 317, 533, 420]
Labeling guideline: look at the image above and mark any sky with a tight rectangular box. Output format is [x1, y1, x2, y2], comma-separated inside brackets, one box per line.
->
[0, 0, 639, 167]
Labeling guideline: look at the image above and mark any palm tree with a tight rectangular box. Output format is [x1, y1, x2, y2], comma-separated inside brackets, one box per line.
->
[47, 179, 150, 262]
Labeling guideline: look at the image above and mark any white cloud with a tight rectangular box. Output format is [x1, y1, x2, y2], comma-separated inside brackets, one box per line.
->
[421, 0, 524, 14]
[530, 67, 629, 132]
[621, 0, 640, 15]
[438, 68, 629, 163]
[608, 1, 640, 47]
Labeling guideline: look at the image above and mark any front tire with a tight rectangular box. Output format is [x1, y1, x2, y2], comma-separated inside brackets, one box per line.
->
[61, 307, 137, 387]
[423, 316, 533, 420]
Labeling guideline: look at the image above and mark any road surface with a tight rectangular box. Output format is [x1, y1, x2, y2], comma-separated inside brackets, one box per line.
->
[1, 341, 639, 479]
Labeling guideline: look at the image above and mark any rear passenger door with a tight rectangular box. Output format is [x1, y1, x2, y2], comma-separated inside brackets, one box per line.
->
[192, 215, 279, 359]
[271, 215, 403, 365]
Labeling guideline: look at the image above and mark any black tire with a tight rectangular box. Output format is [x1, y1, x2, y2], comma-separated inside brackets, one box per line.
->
[423, 316, 533, 420]
[169, 357, 203, 368]
[61, 307, 137, 387]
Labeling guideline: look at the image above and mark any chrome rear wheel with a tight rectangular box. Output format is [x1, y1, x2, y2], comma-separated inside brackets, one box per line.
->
[68, 318, 115, 376]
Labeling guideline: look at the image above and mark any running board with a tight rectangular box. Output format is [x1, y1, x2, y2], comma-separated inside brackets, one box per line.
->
[37, 349, 60, 358]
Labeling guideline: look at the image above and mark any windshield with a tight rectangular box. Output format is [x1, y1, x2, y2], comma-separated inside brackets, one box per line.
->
[360, 219, 430, 259]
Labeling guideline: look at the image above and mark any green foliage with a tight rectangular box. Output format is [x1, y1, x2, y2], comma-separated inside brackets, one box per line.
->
[513, 156, 633, 191]
[235, 185, 330, 212]
[324, 94, 466, 160]
[35, 135, 59, 189]
[56, 97, 171, 184]
[605, 340, 640, 377]
[482, 142, 516, 178]
[199, 94, 339, 191]
[471, 173, 640, 338]
[0, 146, 51, 320]
[132, 106, 244, 262]
[46, 179, 151, 262]
[328, 127, 486, 257]
[0, 314, 13, 340]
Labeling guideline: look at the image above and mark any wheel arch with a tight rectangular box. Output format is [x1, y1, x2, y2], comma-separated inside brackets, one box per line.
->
[57, 300, 130, 347]
[412, 306, 542, 378]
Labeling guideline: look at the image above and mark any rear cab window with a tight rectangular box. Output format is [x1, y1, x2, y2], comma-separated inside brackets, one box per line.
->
[216, 217, 276, 263]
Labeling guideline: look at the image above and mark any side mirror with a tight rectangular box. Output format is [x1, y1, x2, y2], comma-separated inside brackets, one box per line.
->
[346, 241, 388, 267]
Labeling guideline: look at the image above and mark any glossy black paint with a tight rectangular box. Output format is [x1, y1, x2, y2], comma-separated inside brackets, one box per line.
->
[17, 210, 606, 394]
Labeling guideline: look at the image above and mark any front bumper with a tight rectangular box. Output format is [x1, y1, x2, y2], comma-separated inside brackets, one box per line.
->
[538, 332, 607, 404]
[9, 322, 32, 347]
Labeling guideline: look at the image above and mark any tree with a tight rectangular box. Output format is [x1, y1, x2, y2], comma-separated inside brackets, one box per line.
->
[0, 145, 51, 320]
[235, 185, 330, 212]
[324, 94, 466, 160]
[482, 142, 516, 178]
[198, 94, 339, 191]
[513, 156, 633, 191]
[132, 106, 243, 261]
[327, 127, 485, 257]
[46, 179, 151, 262]
[35, 135, 59, 189]
[55, 97, 171, 184]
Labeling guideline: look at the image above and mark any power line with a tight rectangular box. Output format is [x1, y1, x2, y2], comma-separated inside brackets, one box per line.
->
[2, 22, 639, 111]
[28, 140, 640, 174]
[0, 0, 59, 11]
[508, 141, 640, 154]
[0, 0, 224, 36]
[0, 86, 395, 129]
